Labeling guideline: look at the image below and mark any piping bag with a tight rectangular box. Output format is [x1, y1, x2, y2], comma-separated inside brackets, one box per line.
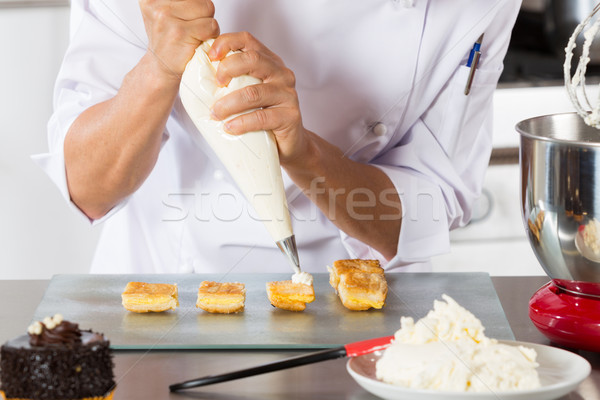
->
[179, 40, 301, 274]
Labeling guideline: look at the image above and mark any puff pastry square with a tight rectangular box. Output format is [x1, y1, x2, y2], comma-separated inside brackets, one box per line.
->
[196, 281, 246, 314]
[266, 280, 315, 312]
[329, 259, 387, 310]
[121, 282, 179, 313]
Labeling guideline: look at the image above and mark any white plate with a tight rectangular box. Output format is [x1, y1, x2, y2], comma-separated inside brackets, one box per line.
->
[347, 340, 591, 400]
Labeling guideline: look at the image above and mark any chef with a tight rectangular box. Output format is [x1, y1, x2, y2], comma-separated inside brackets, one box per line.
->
[34, 0, 520, 274]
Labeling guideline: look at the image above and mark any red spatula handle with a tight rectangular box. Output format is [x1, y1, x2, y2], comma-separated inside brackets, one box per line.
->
[344, 335, 394, 357]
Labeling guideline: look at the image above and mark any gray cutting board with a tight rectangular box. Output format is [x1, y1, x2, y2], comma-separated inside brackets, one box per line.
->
[32, 273, 514, 350]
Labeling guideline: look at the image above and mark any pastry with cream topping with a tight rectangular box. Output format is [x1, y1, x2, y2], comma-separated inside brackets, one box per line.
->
[0, 314, 115, 400]
[375, 295, 541, 392]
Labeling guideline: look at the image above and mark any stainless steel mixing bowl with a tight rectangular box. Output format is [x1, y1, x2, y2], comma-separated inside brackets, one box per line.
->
[517, 112, 600, 296]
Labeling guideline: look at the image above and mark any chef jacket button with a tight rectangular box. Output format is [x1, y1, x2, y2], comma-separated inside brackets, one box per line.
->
[372, 122, 388, 137]
[213, 169, 225, 180]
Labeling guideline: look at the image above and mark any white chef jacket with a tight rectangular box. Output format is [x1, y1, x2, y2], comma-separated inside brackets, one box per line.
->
[34, 0, 520, 274]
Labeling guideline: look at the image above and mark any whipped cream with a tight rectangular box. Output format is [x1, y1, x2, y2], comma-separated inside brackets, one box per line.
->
[376, 295, 541, 392]
[180, 40, 293, 242]
[564, 8, 600, 128]
[393, 294, 488, 345]
[291, 271, 313, 286]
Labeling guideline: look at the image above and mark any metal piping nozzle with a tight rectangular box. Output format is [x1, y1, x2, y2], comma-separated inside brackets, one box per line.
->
[276, 235, 301, 274]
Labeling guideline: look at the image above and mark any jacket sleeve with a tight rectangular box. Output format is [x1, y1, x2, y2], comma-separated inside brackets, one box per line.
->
[31, 0, 153, 224]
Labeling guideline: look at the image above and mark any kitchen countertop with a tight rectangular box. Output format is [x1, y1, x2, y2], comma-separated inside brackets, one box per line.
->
[1, 277, 598, 399]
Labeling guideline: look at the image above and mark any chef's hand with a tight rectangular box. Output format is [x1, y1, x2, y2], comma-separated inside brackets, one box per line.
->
[139, 0, 220, 79]
[208, 32, 311, 168]
[208, 33, 402, 260]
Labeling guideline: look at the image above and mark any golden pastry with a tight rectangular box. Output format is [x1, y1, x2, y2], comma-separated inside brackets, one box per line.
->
[328, 259, 383, 289]
[121, 282, 179, 313]
[329, 259, 387, 311]
[266, 280, 315, 312]
[196, 281, 246, 314]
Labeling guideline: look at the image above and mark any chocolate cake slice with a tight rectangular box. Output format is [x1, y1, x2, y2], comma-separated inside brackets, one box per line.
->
[0, 314, 115, 400]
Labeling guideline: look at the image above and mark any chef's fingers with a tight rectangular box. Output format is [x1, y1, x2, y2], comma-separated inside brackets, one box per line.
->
[142, 17, 218, 76]
[224, 107, 301, 138]
[143, 15, 219, 45]
[140, 0, 219, 75]
[139, 0, 215, 22]
[215, 51, 294, 87]
[139, 0, 219, 45]
[212, 82, 298, 122]
[209, 32, 281, 63]
[182, 17, 220, 44]
[167, 0, 216, 21]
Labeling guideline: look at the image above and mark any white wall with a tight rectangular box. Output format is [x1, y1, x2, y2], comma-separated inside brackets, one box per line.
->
[0, 6, 101, 279]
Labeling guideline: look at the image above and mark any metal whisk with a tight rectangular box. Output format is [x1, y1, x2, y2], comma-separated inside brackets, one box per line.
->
[564, 2, 600, 128]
